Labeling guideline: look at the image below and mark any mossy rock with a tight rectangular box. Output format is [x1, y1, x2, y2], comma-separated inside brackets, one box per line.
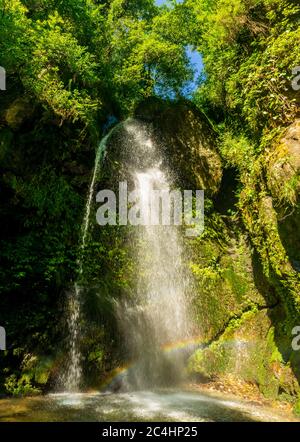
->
[101, 100, 222, 197]
[188, 212, 276, 341]
[267, 120, 300, 206]
[189, 309, 300, 402]
[135, 98, 222, 194]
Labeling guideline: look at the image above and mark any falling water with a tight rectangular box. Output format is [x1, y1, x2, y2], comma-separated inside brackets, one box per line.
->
[63, 119, 194, 391]
[62, 134, 109, 392]
[117, 120, 193, 389]
[63, 284, 82, 392]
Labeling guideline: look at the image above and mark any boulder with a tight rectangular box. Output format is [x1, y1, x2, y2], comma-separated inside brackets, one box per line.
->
[135, 99, 222, 194]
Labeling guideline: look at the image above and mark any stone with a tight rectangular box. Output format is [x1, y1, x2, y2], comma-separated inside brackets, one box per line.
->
[135, 98, 222, 194]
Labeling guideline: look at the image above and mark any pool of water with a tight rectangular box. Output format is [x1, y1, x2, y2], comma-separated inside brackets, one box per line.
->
[0, 390, 296, 422]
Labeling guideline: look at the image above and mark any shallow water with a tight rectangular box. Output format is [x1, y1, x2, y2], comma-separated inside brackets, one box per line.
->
[0, 390, 296, 422]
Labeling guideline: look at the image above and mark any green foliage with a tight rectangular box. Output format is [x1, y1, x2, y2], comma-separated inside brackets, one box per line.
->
[0, 0, 191, 120]
[294, 398, 300, 416]
[218, 132, 256, 171]
[4, 374, 41, 397]
[184, 0, 300, 351]
[187, 0, 300, 134]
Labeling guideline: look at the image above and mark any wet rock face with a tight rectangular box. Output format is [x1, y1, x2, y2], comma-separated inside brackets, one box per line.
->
[135, 99, 222, 194]
[267, 119, 300, 206]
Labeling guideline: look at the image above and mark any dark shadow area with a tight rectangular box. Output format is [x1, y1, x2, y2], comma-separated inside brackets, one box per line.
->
[277, 206, 300, 273]
[214, 167, 239, 215]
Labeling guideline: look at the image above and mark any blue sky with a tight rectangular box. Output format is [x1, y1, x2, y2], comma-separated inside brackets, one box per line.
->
[185, 47, 204, 95]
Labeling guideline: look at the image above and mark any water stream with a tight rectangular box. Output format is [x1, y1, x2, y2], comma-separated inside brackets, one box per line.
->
[62, 134, 109, 392]
[116, 121, 193, 389]
[63, 119, 194, 392]
[0, 390, 296, 422]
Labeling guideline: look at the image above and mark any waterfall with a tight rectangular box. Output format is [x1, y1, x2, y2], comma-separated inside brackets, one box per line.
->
[62, 134, 109, 392]
[117, 120, 193, 389]
[62, 119, 194, 392]
[63, 284, 82, 392]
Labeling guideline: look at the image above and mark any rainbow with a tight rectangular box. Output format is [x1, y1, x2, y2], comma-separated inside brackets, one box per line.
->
[99, 363, 133, 391]
[162, 335, 205, 353]
[99, 335, 205, 391]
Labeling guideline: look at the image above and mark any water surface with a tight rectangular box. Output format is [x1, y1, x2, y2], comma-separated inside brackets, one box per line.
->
[0, 390, 296, 422]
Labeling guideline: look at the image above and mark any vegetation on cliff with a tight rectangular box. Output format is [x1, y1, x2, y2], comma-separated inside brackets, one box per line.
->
[179, 0, 300, 410]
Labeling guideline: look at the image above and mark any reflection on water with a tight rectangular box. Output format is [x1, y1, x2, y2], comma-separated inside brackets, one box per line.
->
[0, 390, 296, 422]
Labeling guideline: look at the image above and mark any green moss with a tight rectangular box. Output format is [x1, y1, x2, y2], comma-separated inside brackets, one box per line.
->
[33, 358, 55, 385]
[188, 208, 269, 341]
[267, 328, 283, 364]
[294, 398, 300, 416]
[223, 267, 247, 301]
[189, 308, 299, 402]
